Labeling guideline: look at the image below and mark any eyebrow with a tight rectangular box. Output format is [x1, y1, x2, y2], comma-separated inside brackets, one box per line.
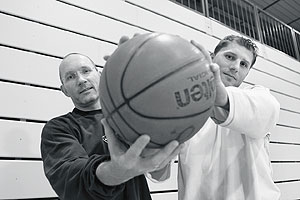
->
[226, 51, 251, 65]
[63, 71, 75, 79]
[243, 59, 250, 66]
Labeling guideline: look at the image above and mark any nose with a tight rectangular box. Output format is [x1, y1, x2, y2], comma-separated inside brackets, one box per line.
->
[77, 73, 87, 85]
[229, 60, 239, 73]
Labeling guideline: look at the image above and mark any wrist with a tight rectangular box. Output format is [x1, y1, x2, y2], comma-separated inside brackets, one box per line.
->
[96, 161, 125, 186]
[220, 96, 230, 111]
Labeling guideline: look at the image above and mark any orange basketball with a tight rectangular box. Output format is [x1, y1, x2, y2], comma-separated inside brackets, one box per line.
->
[100, 33, 215, 148]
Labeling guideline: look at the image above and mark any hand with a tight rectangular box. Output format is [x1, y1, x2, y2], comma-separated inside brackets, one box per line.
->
[103, 33, 141, 61]
[96, 118, 181, 186]
[191, 40, 229, 107]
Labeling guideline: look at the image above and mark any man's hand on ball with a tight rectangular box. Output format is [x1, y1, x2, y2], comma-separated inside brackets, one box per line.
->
[96, 118, 181, 186]
[191, 40, 229, 108]
[103, 33, 141, 61]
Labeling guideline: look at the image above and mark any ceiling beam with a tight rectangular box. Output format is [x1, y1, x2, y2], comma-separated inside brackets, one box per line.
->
[263, 0, 281, 10]
[288, 16, 300, 25]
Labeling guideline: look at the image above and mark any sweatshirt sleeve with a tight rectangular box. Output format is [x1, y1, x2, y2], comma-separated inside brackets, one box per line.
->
[40, 118, 125, 200]
[216, 85, 280, 139]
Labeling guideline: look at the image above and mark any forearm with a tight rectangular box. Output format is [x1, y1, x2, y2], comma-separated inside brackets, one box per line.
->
[147, 162, 171, 182]
[96, 160, 133, 186]
[211, 95, 230, 124]
[220, 86, 280, 138]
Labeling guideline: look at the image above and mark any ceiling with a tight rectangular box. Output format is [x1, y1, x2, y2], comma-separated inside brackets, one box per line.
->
[247, 0, 300, 32]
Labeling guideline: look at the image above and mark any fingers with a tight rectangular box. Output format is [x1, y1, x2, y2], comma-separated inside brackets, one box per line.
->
[126, 135, 151, 158]
[144, 140, 179, 170]
[118, 35, 130, 45]
[154, 143, 183, 171]
[103, 36, 129, 62]
[118, 33, 140, 45]
[209, 63, 223, 85]
[104, 34, 140, 62]
[103, 55, 110, 61]
[102, 117, 182, 175]
[191, 40, 212, 63]
[101, 119, 123, 156]
[133, 33, 141, 37]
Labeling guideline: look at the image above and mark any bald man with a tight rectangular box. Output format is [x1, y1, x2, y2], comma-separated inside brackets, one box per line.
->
[41, 53, 181, 200]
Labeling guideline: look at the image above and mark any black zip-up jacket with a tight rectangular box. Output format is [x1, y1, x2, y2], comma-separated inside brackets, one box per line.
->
[41, 108, 151, 200]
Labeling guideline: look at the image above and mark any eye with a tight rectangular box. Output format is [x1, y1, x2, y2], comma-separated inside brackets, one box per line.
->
[240, 61, 249, 68]
[225, 54, 234, 60]
[65, 73, 76, 81]
[82, 68, 92, 74]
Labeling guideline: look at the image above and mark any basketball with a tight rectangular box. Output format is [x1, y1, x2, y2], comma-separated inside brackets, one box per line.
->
[100, 33, 215, 148]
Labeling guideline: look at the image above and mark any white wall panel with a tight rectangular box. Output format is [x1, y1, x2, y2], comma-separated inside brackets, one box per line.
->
[0, 0, 144, 46]
[0, 82, 73, 121]
[271, 125, 300, 144]
[0, 46, 61, 88]
[0, 120, 44, 158]
[270, 143, 300, 161]
[1, 0, 299, 199]
[0, 14, 116, 66]
[276, 181, 300, 200]
[0, 160, 57, 199]
[272, 163, 300, 181]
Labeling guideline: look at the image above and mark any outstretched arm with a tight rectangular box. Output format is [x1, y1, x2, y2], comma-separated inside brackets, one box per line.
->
[96, 119, 182, 186]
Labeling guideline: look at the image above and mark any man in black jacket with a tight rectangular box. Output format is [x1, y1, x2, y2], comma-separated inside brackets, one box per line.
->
[41, 53, 181, 200]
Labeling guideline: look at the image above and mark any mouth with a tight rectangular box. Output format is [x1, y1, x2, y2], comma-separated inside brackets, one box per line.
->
[223, 72, 236, 80]
[79, 87, 93, 94]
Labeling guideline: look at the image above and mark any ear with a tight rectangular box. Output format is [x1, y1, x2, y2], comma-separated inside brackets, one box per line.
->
[210, 52, 215, 60]
[60, 85, 70, 97]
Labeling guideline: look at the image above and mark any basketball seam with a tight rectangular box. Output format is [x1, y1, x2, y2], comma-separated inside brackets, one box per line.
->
[102, 33, 213, 147]
[121, 57, 213, 119]
[103, 33, 164, 146]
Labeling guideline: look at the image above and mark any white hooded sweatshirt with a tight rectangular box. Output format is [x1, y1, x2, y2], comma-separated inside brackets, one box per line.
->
[178, 85, 281, 200]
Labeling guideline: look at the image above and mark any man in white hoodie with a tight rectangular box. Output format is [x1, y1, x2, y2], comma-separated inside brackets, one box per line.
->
[178, 35, 281, 200]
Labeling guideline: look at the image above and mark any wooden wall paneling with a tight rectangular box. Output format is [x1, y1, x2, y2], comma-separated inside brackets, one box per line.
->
[59, 0, 141, 29]
[0, 13, 116, 67]
[0, 0, 145, 47]
[0, 160, 57, 199]
[272, 163, 300, 182]
[263, 44, 300, 73]
[271, 91, 300, 114]
[0, 46, 61, 88]
[0, 82, 73, 121]
[245, 68, 300, 99]
[270, 125, 300, 144]
[0, 120, 44, 158]
[270, 143, 300, 161]
[126, 0, 211, 34]
[276, 181, 300, 200]
[254, 57, 300, 86]
[278, 109, 300, 128]
[63, 0, 220, 51]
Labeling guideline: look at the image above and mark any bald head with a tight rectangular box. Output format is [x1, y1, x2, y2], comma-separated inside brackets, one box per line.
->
[58, 53, 101, 111]
[59, 53, 97, 84]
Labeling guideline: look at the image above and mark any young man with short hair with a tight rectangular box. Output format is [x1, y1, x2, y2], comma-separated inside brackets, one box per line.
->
[178, 35, 281, 200]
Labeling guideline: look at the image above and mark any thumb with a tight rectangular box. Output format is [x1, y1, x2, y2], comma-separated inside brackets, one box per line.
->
[103, 55, 110, 61]
[210, 63, 223, 85]
[101, 118, 123, 157]
[209, 64, 228, 107]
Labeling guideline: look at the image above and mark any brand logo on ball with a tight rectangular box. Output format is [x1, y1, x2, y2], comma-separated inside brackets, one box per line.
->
[174, 72, 215, 108]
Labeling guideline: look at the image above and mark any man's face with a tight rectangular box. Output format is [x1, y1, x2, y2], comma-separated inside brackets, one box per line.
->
[60, 54, 101, 110]
[212, 42, 254, 87]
